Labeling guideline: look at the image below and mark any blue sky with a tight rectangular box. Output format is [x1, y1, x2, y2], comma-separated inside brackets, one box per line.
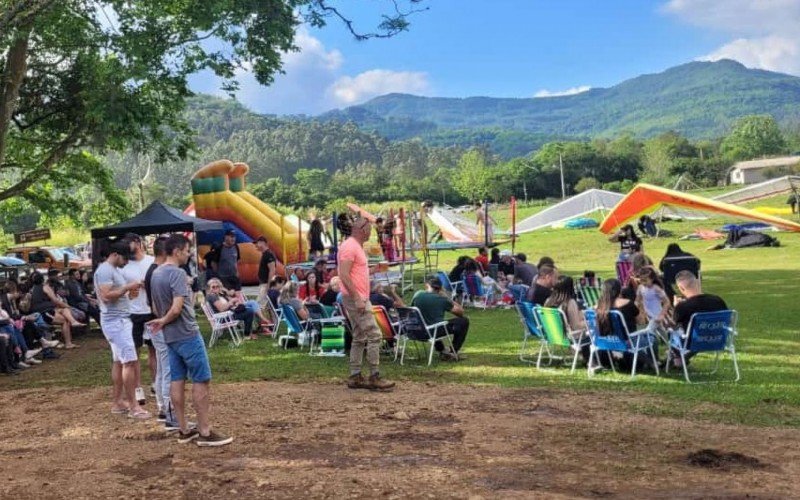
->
[188, 0, 800, 115]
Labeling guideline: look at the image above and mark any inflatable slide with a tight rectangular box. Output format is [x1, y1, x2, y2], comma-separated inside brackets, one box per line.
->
[191, 160, 305, 284]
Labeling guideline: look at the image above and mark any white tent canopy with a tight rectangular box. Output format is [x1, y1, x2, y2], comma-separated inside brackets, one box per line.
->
[514, 189, 623, 234]
[713, 176, 800, 205]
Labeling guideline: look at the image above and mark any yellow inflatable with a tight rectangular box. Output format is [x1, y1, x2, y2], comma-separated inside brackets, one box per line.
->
[191, 160, 307, 284]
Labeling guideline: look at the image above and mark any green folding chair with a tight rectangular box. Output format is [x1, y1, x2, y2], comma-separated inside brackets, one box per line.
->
[533, 306, 589, 373]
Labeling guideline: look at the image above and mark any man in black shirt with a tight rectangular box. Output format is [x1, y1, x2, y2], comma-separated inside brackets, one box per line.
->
[671, 270, 727, 366]
[255, 236, 276, 309]
[526, 265, 558, 305]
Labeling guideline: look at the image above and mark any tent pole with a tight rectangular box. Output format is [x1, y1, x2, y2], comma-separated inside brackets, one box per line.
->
[332, 211, 338, 266]
[281, 214, 287, 265]
[511, 196, 516, 254]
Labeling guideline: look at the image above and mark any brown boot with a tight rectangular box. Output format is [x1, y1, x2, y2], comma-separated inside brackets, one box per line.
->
[368, 373, 395, 392]
[347, 373, 370, 390]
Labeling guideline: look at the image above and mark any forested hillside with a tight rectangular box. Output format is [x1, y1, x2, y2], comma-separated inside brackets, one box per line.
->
[323, 60, 800, 145]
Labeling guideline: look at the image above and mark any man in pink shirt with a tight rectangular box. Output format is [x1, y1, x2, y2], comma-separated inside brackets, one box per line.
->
[338, 217, 395, 391]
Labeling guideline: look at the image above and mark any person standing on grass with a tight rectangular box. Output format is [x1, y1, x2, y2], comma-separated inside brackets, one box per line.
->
[94, 241, 150, 419]
[143, 236, 175, 427]
[148, 234, 232, 446]
[121, 233, 155, 408]
[255, 236, 276, 310]
[217, 229, 242, 299]
[338, 217, 395, 391]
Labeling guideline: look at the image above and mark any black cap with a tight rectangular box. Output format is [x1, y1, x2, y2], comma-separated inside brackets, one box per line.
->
[224, 229, 235, 237]
[255, 235, 267, 244]
[427, 276, 443, 289]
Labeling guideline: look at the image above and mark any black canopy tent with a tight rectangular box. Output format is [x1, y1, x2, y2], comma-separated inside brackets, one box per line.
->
[90, 200, 222, 267]
[91, 200, 222, 239]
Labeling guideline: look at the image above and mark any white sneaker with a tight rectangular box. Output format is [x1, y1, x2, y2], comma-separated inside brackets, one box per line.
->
[25, 348, 42, 359]
[135, 387, 146, 405]
[41, 339, 59, 348]
[26, 357, 42, 365]
[17, 362, 30, 369]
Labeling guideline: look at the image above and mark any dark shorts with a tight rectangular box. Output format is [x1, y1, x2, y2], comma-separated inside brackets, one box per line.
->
[220, 275, 242, 291]
[130, 313, 155, 348]
[167, 334, 211, 383]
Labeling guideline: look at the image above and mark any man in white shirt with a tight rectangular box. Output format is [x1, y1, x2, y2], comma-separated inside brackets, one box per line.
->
[121, 233, 155, 407]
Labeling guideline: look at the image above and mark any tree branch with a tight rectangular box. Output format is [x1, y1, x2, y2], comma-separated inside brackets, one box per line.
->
[0, 128, 81, 203]
[0, 27, 32, 169]
[309, 0, 427, 41]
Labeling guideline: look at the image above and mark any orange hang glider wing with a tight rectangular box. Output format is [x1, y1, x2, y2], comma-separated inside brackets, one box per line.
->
[599, 183, 800, 234]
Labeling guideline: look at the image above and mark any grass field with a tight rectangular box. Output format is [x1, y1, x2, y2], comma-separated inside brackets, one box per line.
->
[5, 206, 800, 430]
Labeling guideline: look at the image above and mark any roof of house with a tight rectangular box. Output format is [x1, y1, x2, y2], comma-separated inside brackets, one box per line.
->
[732, 156, 800, 171]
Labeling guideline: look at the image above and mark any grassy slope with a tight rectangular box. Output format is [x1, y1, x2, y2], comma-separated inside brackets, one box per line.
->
[7, 197, 800, 428]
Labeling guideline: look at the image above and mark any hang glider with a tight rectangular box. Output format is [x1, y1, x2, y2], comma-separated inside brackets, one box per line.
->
[599, 183, 800, 234]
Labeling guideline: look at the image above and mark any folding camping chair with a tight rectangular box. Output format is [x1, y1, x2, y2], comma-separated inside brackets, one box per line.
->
[533, 306, 590, 372]
[666, 310, 740, 383]
[462, 273, 493, 309]
[583, 309, 659, 380]
[437, 271, 463, 302]
[372, 305, 400, 357]
[395, 306, 456, 366]
[616, 260, 634, 284]
[278, 305, 312, 352]
[516, 301, 545, 364]
[577, 284, 602, 309]
[305, 302, 346, 356]
[263, 298, 284, 337]
[200, 301, 243, 348]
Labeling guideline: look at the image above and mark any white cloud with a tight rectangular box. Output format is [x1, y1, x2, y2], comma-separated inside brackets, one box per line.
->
[533, 85, 591, 98]
[199, 27, 428, 115]
[700, 35, 800, 75]
[663, 0, 800, 75]
[328, 70, 430, 105]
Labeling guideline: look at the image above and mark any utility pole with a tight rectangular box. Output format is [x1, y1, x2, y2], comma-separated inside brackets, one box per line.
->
[559, 153, 566, 200]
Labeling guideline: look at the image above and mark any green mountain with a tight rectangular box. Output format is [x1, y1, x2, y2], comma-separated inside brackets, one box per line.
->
[320, 60, 800, 142]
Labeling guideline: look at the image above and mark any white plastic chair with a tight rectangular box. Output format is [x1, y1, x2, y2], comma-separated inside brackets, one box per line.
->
[200, 301, 243, 348]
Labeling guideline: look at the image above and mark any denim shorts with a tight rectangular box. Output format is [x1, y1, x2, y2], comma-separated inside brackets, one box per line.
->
[167, 334, 212, 383]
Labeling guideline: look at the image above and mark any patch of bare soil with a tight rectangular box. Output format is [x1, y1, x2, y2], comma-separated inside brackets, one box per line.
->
[0, 382, 798, 499]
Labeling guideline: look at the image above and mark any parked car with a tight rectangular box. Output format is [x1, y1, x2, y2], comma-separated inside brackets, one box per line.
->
[0, 255, 34, 284]
[6, 246, 92, 270]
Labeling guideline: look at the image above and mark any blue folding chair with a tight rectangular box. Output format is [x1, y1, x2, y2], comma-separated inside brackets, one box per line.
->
[666, 310, 740, 383]
[278, 304, 311, 351]
[583, 309, 659, 379]
[516, 301, 544, 364]
[463, 273, 492, 308]
[437, 271, 463, 302]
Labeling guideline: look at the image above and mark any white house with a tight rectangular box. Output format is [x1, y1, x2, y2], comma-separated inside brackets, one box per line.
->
[729, 156, 800, 185]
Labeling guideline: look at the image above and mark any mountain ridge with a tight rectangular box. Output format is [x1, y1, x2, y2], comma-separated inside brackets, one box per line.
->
[319, 59, 800, 144]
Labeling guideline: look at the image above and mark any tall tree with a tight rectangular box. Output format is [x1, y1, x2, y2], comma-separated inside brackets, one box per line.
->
[720, 115, 787, 161]
[0, 0, 425, 211]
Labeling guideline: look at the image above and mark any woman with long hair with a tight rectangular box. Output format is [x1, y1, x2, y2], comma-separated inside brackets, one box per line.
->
[544, 276, 586, 333]
[278, 281, 309, 320]
[29, 272, 82, 349]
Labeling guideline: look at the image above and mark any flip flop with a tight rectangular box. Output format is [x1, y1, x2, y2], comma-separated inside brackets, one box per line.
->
[111, 407, 129, 415]
[128, 409, 151, 420]
[64, 344, 80, 349]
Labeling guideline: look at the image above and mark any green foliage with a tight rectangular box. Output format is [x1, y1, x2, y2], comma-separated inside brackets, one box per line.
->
[575, 177, 600, 192]
[720, 115, 788, 161]
[453, 149, 493, 202]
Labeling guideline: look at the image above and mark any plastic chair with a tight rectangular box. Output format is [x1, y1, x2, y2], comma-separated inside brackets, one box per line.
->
[533, 306, 590, 372]
[616, 260, 634, 284]
[200, 301, 243, 348]
[666, 310, 739, 383]
[395, 306, 456, 366]
[583, 309, 659, 380]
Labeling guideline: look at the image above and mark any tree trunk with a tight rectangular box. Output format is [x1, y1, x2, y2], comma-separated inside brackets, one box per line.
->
[0, 27, 31, 168]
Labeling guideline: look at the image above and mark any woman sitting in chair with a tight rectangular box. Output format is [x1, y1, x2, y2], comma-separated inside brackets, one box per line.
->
[206, 278, 265, 340]
[278, 281, 309, 321]
[298, 271, 324, 303]
[544, 276, 586, 334]
[595, 279, 653, 370]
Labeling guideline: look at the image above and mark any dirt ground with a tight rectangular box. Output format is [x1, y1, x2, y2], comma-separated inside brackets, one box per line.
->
[1, 377, 799, 499]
